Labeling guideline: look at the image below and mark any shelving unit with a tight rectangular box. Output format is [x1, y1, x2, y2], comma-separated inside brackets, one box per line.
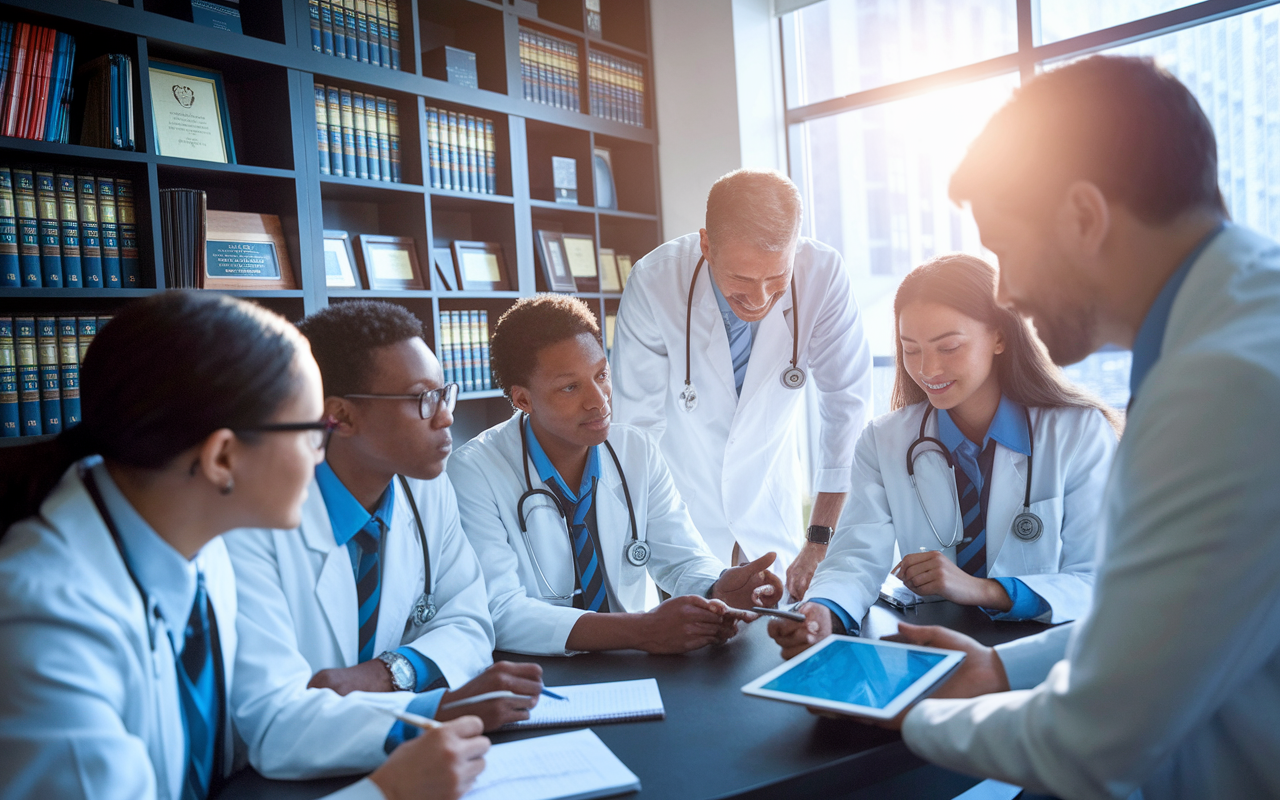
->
[0, 0, 661, 445]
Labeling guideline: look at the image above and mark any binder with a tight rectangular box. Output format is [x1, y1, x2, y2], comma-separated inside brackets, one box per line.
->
[57, 316, 79, 428]
[13, 169, 39, 286]
[315, 83, 329, 175]
[35, 316, 61, 435]
[76, 176, 103, 288]
[0, 317, 18, 437]
[96, 177, 121, 289]
[0, 167, 19, 286]
[54, 174, 81, 288]
[14, 316, 39, 436]
[352, 91, 369, 180]
[34, 171, 62, 287]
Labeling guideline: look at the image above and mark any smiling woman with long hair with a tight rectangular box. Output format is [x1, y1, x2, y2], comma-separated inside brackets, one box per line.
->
[769, 254, 1120, 659]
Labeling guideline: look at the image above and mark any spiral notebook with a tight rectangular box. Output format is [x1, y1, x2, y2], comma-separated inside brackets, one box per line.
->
[463, 729, 640, 800]
[503, 678, 665, 730]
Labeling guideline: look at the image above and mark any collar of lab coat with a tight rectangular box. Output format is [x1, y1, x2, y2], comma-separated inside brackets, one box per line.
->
[314, 460, 397, 550]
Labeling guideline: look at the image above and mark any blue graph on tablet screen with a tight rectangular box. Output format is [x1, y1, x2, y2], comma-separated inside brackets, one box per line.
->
[764, 642, 945, 709]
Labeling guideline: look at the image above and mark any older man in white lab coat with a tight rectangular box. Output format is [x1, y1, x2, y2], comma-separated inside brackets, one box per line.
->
[868, 56, 1280, 799]
[612, 169, 873, 598]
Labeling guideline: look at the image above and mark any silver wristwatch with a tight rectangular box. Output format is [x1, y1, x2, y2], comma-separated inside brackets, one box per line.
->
[377, 651, 417, 692]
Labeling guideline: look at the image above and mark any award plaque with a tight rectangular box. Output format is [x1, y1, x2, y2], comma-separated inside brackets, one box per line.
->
[452, 240, 510, 291]
[202, 211, 296, 289]
[148, 61, 236, 164]
[560, 232, 599, 291]
[358, 235, 425, 290]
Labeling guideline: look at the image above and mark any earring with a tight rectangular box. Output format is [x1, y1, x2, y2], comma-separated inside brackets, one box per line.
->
[220, 478, 234, 496]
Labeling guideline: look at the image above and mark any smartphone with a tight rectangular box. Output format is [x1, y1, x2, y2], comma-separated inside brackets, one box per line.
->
[751, 607, 806, 622]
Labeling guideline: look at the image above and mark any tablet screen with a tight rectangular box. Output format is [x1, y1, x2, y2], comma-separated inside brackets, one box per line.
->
[761, 638, 948, 709]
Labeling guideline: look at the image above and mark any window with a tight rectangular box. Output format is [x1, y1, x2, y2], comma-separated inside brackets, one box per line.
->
[782, 0, 1280, 414]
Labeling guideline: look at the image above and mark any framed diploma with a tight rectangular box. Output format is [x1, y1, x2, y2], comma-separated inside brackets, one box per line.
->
[560, 232, 599, 292]
[323, 230, 359, 288]
[452, 240, 511, 291]
[148, 60, 236, 164]
[202, 211, 296, 290]
[616, 253, 634, 287]
[535, 229, 576, 293]
[357, 235, 425, 290]
[598, 247, 622, 292]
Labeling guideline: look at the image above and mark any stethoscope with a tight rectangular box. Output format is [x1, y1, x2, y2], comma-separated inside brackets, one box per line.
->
[906, 405, 1044, 548]
[679, 256, 805, 412]
[82, 466, 228, 785]
[515, 415, 645, 601]
[396, 474, 438, 626]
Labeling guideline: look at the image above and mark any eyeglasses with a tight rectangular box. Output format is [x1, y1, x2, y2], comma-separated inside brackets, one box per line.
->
[236, 417, 339, 451]
[342, 382, 460, 421]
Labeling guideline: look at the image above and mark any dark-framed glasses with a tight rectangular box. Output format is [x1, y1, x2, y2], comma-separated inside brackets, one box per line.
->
[342, 382, 460, 420]
[236, 417, 339, 451]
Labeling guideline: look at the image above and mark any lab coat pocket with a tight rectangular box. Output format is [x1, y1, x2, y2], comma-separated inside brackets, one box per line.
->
[1015, 496, 1065, 575]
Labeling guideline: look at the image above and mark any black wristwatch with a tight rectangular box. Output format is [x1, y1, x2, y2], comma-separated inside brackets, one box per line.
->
[806, 525, 833, 545]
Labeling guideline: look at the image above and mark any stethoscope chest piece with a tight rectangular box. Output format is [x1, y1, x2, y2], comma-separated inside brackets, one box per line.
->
[625, 539, 651, 567]
[1011, 511, 1044, 542]
[780, 366, 806, 390]
[412, 592, 438, 625]
[679, 383, 699, 412]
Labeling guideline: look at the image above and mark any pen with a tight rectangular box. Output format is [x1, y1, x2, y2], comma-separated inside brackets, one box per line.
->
[369, 704, 441, 730]
[542, 688, 567, 701]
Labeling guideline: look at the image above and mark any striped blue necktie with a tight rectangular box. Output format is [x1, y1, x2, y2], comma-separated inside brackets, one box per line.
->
[720, 307, 752, 396]
[353, 517, 384, 663]
[549, 480, 611, 613]
[953, 441, 997, 579]
[177, 574, 218, 800]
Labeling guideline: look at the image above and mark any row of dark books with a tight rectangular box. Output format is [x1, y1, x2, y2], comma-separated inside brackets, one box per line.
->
[159, 187, 206, 289]
[588, 51, 645, 128]
[0, 314, 106, 437]
[439, 309, 491, 393]
[0, 20, 76, 143]
[315, 84, 402, 182]
[78, 53, 135, 151]
[519, 28, 581, 113]
[0, 167, 139, 289]
[426, 108, 496, 196]
[308, 0, 401, 71]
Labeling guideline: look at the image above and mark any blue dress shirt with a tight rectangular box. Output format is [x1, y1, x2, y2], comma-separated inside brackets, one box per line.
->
[710, 274, 760, 396]
[314, 462, 445, 749]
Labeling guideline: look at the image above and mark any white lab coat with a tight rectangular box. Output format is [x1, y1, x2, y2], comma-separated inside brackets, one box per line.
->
[901, 224, 1280, 799]
[612, 232, 873, 575]
[224, 473, 495, 780]
[446, 414, 727, 655]
[806, 402, 1115, 625]
[0, 461, 238, 800]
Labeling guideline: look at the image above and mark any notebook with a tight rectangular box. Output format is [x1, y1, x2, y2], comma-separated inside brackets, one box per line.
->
[463, 729, 640, 800]
[503, 678, 665, 730]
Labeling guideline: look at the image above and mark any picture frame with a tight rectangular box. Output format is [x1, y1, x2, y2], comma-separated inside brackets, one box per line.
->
[616, 253, 634, 287]
[593, 146, 616, 209]
[148, 60, 236, 164]
[452, 240, 511, 291]
[432, 246, 458, 291]
[560, 232, 599, 292]
[599, 247, 622, 292]
[323, 230, 359, 288]
[535, 229, 577, 293]
[356, 234, 425, 290]
[202, 211, 296, 290]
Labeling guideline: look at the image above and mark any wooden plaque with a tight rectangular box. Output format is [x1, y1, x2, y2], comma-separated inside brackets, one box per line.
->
[202, 210, 296, 290]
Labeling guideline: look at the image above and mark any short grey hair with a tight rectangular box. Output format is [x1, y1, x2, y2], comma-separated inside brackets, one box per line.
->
[704, 169, 803, 253]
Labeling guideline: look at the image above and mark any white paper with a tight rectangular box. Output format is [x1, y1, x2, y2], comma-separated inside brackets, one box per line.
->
[464, 729, 640, 800]
[505, 678, 664, 729]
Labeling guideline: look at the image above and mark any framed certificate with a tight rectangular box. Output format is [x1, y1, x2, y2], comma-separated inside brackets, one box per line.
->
[357, 235, 424, 290]
[452, 240, 510, 291]
[323, 230, 359, 288]
[560, 232, 599, 291]
[616, 254, 633, 287]
[599, 247, 622, 292]
[535, 229, 576, 293]
[148, 60, 236, 164]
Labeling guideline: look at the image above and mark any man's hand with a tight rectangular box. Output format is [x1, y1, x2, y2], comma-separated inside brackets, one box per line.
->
[436, 661, 544, 731]
[308, 659, 394, 696]
[712, 551, 783, 609]
[641, 595, 743, 653]
[892, 551, 1012, 610]
[766, 602, 833, 659]
[369, 716, 489, 800]
[785, 542, 827, 601]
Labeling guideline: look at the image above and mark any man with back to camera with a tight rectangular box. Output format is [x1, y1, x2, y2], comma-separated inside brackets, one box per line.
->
[786, 56, 1280, 799]
[224, 300, 544, 781]
[447, 294, 783, 655]
[611, 169, 874, 600]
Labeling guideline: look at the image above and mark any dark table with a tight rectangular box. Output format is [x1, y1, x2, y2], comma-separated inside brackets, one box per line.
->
[219, 601, 1049, 800]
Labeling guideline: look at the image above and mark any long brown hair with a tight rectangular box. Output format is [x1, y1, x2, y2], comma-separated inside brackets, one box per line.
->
[890, 253, 1122, 433]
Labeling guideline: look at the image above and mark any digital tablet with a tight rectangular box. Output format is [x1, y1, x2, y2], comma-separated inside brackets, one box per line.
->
[741, 635, 965, 720]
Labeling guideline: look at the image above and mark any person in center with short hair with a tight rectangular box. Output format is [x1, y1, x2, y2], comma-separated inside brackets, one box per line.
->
[448, 295, 782, 655]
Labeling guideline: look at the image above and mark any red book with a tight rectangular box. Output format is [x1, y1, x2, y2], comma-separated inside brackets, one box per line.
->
[2, 23, 30, 137]
[27, 27, 54, 141]
[13, 26, 40, 139]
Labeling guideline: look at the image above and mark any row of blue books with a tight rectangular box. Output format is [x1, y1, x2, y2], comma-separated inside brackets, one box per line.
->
[315, 84, 401, 183]
[308, 0, 400, 71]
[425, 107, 497, 195]
[0, 314, 107, 438]
[0, 20, 76, 143]
[439, 309, 491, 394]
[0, 167, 140, 289]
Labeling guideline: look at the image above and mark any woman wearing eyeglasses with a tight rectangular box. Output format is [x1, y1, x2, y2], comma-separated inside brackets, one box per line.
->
[0, 292, 490, 800]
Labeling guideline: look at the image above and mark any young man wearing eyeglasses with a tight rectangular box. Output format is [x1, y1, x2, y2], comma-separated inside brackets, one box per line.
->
[223, 300, 543, 783]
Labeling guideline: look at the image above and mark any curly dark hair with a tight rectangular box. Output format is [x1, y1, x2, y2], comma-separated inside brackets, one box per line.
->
[296, 300, 425, 397]
[490, 294, 601, 397]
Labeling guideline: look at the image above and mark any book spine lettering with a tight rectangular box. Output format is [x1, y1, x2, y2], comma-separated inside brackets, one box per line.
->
[387, 99, 400, 182]
[97, 177, 120, 288]
[352, 92, 369, 180]
[55, 174, 81, 288]
[354, 0, 370, 64]
[484, 119, 496, 195]
[309, 0, 322, 52]
[376, 0, 392, 69]
[376, 96, 392, 183]
[449, 311, 464, 392]
[34, 171, 62, 287]
[35, 316, 60, 434]
[468, 310, 481, 392]
[388, 1, 400, 71]
[366, 0, 381, 67]
[76, 176, 102, 288]
[446, 111, 460, 192]
[14, 316, 39, 435]
[115, 178, 139, 287]
[438, 312, 453, 384]
[319, 1, 335, 57]
[14, 169, 39, 286]
[342, 0, 358, 61]
[459, 310, 475, 393]
[479, 310, 491, 389]
[426, 108, 441, 189]
[365, 95, 381, 182]
[57, 316, 79, 428]
[0, 167, 18, 286]
[326, 86, 344, 176]
[0, 317, 17, 437]
[331, 0, 348, 59]
[339, 89, 356, 177]
[76, 316, 96, 364]
[315, 83, 329, 175]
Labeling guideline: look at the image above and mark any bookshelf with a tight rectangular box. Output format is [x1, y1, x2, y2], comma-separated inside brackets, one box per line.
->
[0, 0, 662, 447]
